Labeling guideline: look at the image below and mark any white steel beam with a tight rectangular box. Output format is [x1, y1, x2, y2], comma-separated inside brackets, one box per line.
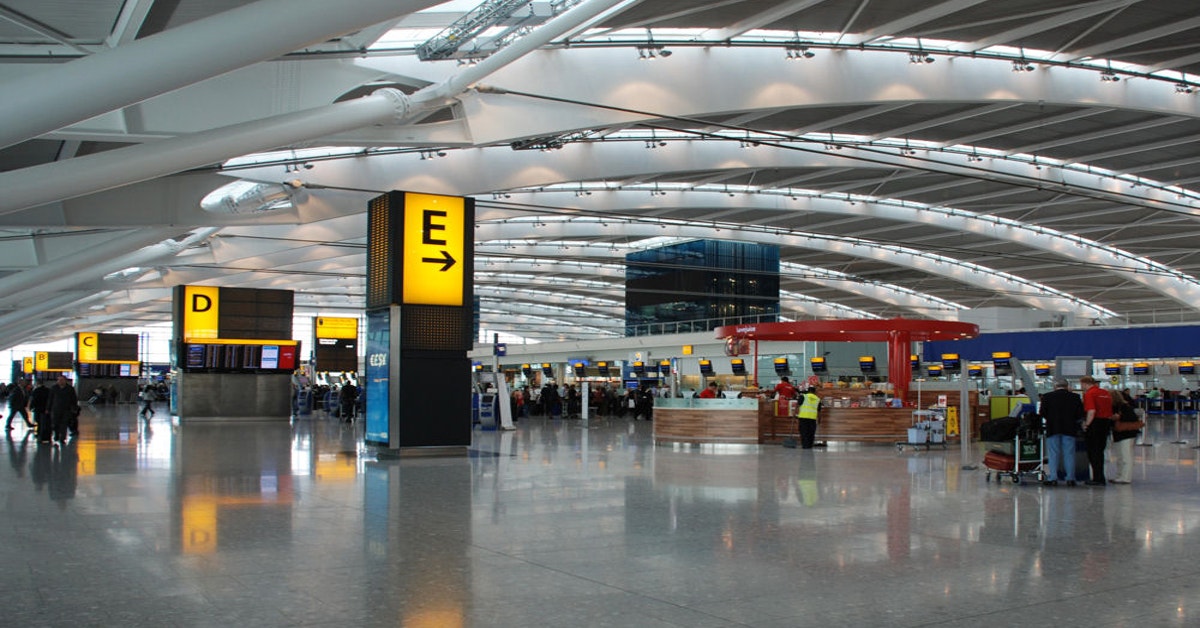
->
[0, 90, 411, 216]
[841, 0, 990, 45]
[1062, 15, 1200, 61]
[0, 228, 220, 308]
[105, 0, 156, 47]
[489, 189, 1200, 309]
[0, 0, 444, 151]
[1003, 116, 1186, 155]
[475, 219, 1116, 318]
[868, 103, 1016, 141]
[952, 0, 1142, 53]
[705, 0, 833, 42]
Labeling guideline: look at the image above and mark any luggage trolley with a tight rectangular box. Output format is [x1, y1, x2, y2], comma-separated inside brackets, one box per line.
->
[896, 409, 947, 451]
[981, 410, 1045, 484]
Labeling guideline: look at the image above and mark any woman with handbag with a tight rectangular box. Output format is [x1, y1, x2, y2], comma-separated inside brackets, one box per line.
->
[1110, 394, 1144, 484]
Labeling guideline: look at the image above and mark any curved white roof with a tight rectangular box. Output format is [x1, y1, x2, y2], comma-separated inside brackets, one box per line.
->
[3, 0, 1200, 344]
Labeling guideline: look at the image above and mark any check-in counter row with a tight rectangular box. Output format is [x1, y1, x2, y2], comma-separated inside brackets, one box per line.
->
[654, 391, 988, 446]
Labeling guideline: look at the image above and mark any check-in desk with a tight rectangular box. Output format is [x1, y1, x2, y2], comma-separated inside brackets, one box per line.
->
[759, 388, 988, 443]
[653, 398, 759, 445]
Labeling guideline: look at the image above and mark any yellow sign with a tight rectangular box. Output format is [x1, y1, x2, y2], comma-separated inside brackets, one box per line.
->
[946, 406, 959, 436]
[35, 352, 48, 371]
[186, 339, 297, 346]
[76, 441, 96, 477]
[682, 345, 693, 356]
[316, 317, 358, 339]
[183, 285, 220, 340]
[22, 357, 32, 374]
[402, 193, 466, 306]
[77, 332, 98, 362]
[181, 496, 218, 555]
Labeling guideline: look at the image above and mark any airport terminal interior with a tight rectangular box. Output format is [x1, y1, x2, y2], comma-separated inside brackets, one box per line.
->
[5, 0, 1200, 625]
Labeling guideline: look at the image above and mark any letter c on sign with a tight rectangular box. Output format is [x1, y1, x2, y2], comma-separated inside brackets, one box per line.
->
[192, 295, 212, 312]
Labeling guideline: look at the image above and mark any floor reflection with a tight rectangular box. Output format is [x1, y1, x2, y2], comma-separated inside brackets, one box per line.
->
[1, 408, 1199, 625]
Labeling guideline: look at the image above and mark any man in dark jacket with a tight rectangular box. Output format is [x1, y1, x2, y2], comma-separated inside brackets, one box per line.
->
[1040, 378, 1085, 486]
[30, 380, 50, 442]
[47, 375, 79, 443]
[339, 382, 358, 422]
[5, 378, 33, 430]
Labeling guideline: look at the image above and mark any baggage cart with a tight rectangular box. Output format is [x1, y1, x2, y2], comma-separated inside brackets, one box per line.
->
[983, 413, 1045, 484]
[896, 409, 947, 451]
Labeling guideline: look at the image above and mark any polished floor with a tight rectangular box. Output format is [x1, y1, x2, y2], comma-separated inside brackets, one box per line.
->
[2, 405, 1199, 627]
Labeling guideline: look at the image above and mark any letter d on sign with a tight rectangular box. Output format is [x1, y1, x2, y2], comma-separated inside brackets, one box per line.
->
[183, 285, 220, 339]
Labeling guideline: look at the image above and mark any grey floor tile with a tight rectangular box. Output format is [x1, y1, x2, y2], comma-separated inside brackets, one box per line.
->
[4, 408, 1200, 627]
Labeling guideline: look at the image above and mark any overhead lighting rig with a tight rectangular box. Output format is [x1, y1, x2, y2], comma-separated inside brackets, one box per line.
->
[510, 130, 593, 151]
[785, 44, 815, 60]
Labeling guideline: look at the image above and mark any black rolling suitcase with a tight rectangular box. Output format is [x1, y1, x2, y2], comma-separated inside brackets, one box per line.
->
[36, 417, 52, 442]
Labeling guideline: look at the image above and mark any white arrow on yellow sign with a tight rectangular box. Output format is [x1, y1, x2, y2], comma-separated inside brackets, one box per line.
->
[403, 192, 466, 306]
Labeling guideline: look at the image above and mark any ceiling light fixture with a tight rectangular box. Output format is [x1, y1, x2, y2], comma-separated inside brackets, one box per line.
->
[785, 44, 814, 60]
[1011, 59, 1035, 73]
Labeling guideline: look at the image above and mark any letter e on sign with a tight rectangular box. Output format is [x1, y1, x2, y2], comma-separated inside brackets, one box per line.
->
[403, 193, 465, 306]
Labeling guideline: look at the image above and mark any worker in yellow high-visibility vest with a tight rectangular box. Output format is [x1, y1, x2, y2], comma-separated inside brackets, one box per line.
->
[796, 386, 822, 449]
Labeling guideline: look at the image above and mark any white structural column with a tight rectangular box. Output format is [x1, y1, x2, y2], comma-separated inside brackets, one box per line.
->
[0, 292, 114, 347]
[0, 91, 410, 216]
[0, 0, 625, 215]
[0, 0, 442, 151]
[410, 0, 628, 109]
[0, 291, 105, 334]
[0, 227, 178, 300]
[0, 228, 217, 308]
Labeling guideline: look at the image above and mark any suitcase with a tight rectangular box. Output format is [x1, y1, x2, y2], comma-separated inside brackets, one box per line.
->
[36, 418, 52, 442]
[983, 450, 1039, 472]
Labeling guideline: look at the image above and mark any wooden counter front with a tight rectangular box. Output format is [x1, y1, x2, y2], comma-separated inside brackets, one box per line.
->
[757, 403, 912, 443]
[757, 389, 987, 443]
[818, 407, 915, 441]
[654, 398, 759, 445]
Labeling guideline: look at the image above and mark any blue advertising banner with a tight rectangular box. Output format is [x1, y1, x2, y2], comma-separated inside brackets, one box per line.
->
[365, 309, 391, 445]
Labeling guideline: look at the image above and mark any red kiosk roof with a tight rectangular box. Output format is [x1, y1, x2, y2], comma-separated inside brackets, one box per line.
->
[713, 318, 980, 342]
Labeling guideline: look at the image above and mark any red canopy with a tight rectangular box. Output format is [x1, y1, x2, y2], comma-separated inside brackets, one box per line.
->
[714, 318, 980, 400]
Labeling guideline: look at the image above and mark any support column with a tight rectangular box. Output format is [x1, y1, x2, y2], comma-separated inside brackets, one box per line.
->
[888, 330, 912, 401]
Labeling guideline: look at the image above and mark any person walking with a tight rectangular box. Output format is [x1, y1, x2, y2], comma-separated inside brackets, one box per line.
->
[30, 380, 50, 442]
[47, 375, 79, 443]
[339, 381, 358, 422]
[5, 378, 33, 431]
[1039, 379, 1084, 486]
[1080, 375, 1113, 486]
[138, 385, 157, 418]
[796, 386, 822, 449]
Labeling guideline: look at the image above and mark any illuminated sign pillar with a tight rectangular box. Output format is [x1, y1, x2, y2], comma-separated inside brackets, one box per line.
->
[171, 285, 297, 419]
[365, 191, 474, 450]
